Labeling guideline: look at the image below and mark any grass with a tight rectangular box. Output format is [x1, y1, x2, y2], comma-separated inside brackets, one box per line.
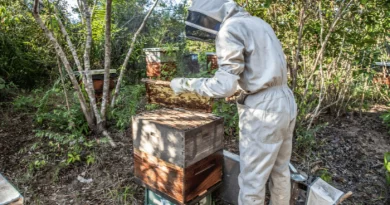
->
[107, 185, 138, 205]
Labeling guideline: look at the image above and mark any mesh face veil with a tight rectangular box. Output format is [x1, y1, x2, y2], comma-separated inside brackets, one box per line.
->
[185, 0, 242, 41]
[185, 11, 221, 41]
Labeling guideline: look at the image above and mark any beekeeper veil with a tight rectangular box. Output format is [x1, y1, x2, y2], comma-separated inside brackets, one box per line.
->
[185, 0, 248, 41]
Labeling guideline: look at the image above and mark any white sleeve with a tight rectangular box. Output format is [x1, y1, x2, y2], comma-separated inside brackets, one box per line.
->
[180, 25, 245, 98]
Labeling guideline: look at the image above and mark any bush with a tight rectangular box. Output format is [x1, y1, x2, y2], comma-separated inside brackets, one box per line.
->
[109, 84, 146, 130]
[295, 124, 327, 155]
[212, 99, 239, 139]
[0, 77, 17, 101]
[381, 111, 390, 132]
[12, 95, 35, 112]
[28, 79, 98, 170]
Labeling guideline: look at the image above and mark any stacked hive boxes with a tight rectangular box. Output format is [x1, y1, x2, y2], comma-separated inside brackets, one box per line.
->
[133, 48, 224, 204]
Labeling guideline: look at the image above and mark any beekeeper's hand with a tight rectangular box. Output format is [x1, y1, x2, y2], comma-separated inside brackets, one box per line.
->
[170, 78, 185, 95]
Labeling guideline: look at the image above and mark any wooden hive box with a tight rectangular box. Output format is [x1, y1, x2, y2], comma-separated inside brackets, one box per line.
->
[134, 149, 223, 204]
[206, 52, 218, 70]
[132, 108, 224, 204]
[132, 108, 224, 167]
[143, 47, 178, 79]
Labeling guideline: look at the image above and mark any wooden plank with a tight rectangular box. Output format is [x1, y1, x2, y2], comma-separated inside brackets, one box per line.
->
[184, 150, 223, 202]
[134, 149, 185, 203]
[74, 69, 116, 75]
[184, 120, 224, 167]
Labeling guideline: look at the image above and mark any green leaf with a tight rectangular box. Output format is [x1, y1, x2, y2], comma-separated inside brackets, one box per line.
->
[386, 172, 390, 185]
[264, 0, 272, 8]
[384, 152, 390, 171]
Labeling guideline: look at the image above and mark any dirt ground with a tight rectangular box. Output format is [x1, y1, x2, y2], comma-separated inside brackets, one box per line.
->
[305, 105, 390, 205]
[0, 103, 389, 204]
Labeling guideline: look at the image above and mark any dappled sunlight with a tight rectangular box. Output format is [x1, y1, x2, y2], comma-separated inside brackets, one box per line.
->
[132, 108, 224, 203]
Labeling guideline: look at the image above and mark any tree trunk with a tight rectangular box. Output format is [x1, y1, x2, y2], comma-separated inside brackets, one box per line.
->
[110, 0, 159, 107]
[76, 0, 85, 24]
[101, 0, 113, 125]
[32, 0, 95, 130]
[57, 56, 70, 111]
[81, 0, 103, 128]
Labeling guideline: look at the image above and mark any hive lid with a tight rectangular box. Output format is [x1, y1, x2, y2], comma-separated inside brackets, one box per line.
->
[74, 69, 117, 76]
[143, 47, 179, 52]
[134, 108, 221, 130]
[0, 174, 22, 204]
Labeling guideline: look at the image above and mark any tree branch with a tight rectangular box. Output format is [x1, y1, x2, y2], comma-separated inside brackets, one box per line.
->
[54, 7, 84, 74]
[57, 56, 70, 111]
[101, 0, 112, 123]
[303, 0, 353, 100]
[309, 0, 353, 74]
[292, 0, 308, 91]
[111, 0, 160, 107]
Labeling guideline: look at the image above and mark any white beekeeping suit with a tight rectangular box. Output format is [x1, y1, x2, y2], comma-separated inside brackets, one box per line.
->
[170, 0, 297, 204]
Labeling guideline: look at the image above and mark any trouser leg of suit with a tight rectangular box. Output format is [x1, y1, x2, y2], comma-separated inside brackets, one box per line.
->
[269, 118, 296, 204]
[237, 85, 297, 205]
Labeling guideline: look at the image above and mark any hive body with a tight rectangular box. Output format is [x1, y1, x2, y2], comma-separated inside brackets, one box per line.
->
[132, 108, 224, 203]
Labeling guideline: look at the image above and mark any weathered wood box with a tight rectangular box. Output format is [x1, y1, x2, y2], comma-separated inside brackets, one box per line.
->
[132, 108, 224, 167]
[135, 149, 222, 204]
[132, 108, 224, 203]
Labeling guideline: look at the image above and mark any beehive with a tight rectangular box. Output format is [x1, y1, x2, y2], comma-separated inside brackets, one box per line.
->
[144, 188, 213, 205]
[132, 108, 224, 203]
[183, 54, 200, 74]
[135, 150, 222, 204]
[206, 53, 218, 71]
[144, 48, 178, 79]
[132, 108, 223, 167]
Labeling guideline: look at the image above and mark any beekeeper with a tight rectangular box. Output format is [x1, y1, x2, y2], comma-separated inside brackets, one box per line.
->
[170, 0, 297, 204]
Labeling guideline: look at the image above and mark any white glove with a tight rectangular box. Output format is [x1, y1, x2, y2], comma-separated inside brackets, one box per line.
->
[170, 78, 186, 95]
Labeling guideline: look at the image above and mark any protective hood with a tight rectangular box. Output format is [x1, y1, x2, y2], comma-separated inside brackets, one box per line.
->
[185, 0, 248, 41]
